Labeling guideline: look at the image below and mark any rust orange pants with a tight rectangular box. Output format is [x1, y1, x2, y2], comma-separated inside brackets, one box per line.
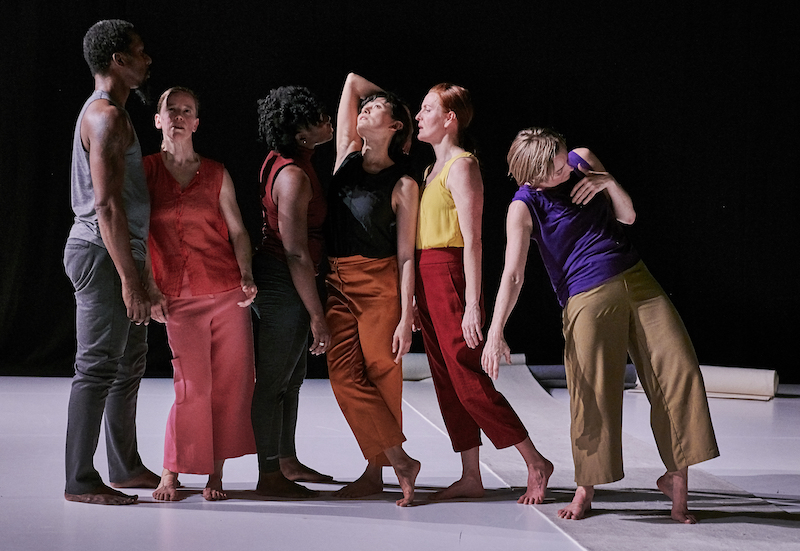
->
[325, 255, 405, 462]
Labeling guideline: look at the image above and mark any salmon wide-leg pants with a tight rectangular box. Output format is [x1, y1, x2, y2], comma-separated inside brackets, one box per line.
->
[162, 287, 256, 474]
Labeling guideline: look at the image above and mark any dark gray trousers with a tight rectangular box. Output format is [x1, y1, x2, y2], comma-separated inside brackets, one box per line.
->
[63, 238, 148, 494]
[251, 253, 309, 473]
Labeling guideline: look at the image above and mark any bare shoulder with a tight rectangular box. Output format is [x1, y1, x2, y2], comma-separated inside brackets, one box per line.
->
[450, 154, 480, 176]
[394, 174, 419, 197]
[83, 99, 132, 146]
[447, 154, 482, 191]
[508, 198, 533, 227]
[274, 164, 312, 202]
[276, 164, 310, 185]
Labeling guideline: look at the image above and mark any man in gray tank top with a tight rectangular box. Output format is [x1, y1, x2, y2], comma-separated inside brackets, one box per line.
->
[63, 19, 157, 505]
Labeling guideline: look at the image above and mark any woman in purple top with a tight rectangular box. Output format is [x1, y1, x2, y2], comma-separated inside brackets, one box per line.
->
[482, 128, 718, 523]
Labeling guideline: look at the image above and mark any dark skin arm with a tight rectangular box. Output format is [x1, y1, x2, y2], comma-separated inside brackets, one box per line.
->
[82, 99, 150, 324]
[274, 164, 330, 355]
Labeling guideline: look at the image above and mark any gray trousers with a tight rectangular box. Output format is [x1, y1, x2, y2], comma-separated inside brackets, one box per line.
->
[251, 253, 309, 473]
[63, 238, 148, 494]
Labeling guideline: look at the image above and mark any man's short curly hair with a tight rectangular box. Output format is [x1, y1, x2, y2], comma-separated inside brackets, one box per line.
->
[83, 19, 136, 76]
[257, 86, 326, 157]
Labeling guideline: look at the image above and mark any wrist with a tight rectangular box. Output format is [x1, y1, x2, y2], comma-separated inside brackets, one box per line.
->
[397, 316, 413, 328]
[487, 326, 504, 339]
[309, 312, 326, 324]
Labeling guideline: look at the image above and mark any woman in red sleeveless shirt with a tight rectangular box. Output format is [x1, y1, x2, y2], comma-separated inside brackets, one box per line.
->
[252, 86, 333, 497]
[145, 87, 258, 501]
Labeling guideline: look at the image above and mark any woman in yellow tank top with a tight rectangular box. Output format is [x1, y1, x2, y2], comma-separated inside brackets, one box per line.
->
[414, 84, 553, 504]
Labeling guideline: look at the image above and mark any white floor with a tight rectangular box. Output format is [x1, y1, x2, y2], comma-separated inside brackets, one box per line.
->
[1, 374, 798, 551]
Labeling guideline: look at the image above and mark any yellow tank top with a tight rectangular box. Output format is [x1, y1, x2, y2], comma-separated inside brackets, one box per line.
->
[416, 152, 474, 249]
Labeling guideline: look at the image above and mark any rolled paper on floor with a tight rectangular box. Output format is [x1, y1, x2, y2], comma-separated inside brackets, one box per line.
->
[631, 365, 779, 401]
[401, 352, 526, 381]
[698, 365, 779, 400]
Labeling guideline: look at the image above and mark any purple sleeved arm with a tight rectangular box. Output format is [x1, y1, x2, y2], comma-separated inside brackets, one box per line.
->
[568, 150, 591, 172]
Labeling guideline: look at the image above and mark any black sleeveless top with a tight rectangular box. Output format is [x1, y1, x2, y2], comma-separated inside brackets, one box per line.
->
[325, 151, 407, 259]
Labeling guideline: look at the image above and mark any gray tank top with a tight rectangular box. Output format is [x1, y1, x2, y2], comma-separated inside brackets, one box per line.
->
[68, 90, 149, 260]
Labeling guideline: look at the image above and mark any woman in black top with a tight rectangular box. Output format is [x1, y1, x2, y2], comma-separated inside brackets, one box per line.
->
[325, 73, 419, 507]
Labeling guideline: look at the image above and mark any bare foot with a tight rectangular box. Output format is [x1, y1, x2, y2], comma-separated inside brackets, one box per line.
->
[518, 457, 554, 505]
[152, 469, 179, 501]
[203, 476, 227, 501]
[391, 456, 421, 507]
[110, 468, 160, 489]
[280, 457, 333, 483]
[65, 484, 138, 505]
[429, 475, 485, 501]
[656, 471, 675, 500]
[255, 471, 319, 498]
[557, 485, 594, 520]
[657, 468, 696, 524]
[334, 465, 383, 499]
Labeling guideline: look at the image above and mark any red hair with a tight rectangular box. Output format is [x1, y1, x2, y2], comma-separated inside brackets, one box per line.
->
[429, 83, 473, 146]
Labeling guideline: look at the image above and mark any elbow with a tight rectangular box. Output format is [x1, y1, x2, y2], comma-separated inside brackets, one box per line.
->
[94, 200, 117, 222]
[507, 270, 525, 288]
[284, 250, 304, 264]
[616, 206, 636, 225]
[345, 72, 361, 89]
[619, 210, 637, 225]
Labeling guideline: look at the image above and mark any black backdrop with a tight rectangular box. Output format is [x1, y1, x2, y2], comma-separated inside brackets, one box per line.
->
[1, 1, 797, 382]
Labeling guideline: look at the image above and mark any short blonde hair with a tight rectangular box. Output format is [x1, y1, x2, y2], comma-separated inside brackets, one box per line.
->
[506, 128, 566, 188]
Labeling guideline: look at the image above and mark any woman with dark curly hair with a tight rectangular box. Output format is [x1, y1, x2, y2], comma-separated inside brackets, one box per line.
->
[251, 86, 334, 497]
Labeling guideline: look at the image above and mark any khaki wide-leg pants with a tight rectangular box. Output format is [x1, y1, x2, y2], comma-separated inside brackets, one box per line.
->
[563, 261, 719, 486]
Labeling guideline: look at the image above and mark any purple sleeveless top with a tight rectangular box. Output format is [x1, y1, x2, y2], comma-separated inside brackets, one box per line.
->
[512, 151, 640, 307]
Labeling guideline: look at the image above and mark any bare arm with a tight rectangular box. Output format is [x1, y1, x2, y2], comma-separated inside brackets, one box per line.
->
[219, 168, 257, 307]
[274, 165, 330, 355]
[570, 148, 636, 225]
[482, 201, 533, 380]
[334, 73, 382, 172]
[83, 101, 150, 324]
[447, 156, 484, 349]
[391, 175, 419, 363]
